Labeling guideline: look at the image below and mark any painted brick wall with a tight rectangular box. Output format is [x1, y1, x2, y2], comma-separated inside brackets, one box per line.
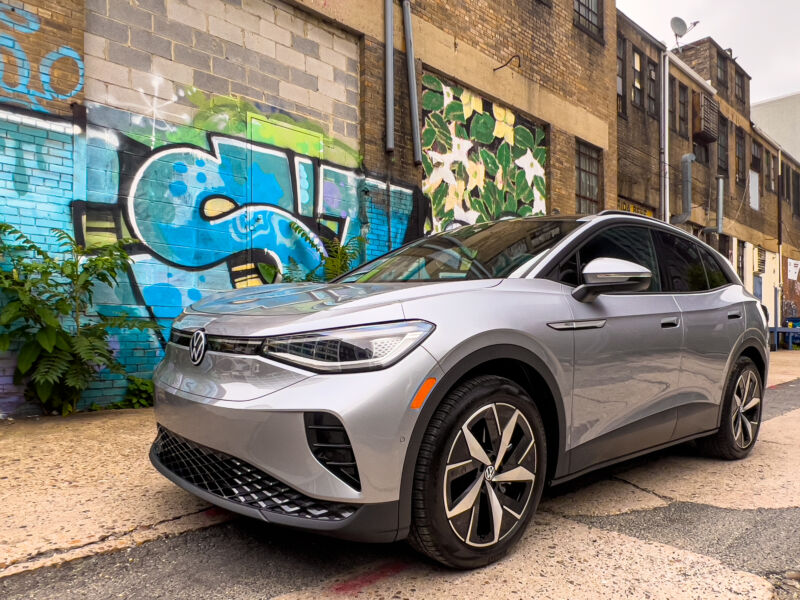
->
[0, 0, 84, 115]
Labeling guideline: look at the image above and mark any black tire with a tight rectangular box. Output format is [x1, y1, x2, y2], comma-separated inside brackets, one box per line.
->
[408, 375, 547, 569]
[698, 356, 763, 460]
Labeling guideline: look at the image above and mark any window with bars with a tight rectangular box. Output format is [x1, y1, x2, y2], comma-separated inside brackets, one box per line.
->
[576, 139, 602, 215]
[678, 83, 688, 137]
[617, 36, 626, 116]
[718, 116, 729, 173]
[717, 52, 728, 89]
[735, 127, 745, 184]
[574, 0, 602, 38]
[646, 60, 658, 116]
[735, 69, 745, 102]
[668, 76, 676, 131]
[631, 49, 643, 107]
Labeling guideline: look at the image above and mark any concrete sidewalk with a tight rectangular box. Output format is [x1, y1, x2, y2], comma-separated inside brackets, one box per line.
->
[0, 351, 798, 579]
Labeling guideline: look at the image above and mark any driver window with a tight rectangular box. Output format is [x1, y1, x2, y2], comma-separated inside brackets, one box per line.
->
[578, 226, 661, 292]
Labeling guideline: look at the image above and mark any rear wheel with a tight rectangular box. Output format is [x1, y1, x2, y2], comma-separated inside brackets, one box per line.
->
[698, 356, 763, 459]
[409, 375, 547, 568]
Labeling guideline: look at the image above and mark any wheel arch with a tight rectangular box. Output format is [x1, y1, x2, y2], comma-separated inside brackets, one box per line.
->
[396, 344, 567, 540]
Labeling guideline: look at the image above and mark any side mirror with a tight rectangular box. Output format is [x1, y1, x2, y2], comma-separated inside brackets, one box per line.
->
[572, 257, 652, 302]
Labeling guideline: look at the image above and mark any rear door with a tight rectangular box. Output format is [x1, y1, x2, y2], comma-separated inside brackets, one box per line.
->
[556, 225, 684, 473]
[651, 231, 745, 438]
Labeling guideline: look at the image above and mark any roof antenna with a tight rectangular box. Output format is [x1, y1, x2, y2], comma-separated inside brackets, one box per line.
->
[670, 17, 699, 52]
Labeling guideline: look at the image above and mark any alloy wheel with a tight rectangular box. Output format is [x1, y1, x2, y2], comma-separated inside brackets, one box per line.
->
[731, 369, 761, 449]
[442, 402, 537, 548]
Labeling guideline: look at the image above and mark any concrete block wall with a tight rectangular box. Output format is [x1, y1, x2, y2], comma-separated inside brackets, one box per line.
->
[83, 0, 360, 150]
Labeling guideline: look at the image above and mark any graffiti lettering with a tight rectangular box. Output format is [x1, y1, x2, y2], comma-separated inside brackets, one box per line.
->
[0, 3, 84, 112]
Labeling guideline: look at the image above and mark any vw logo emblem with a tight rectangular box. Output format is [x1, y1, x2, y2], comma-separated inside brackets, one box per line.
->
[484, 465, 495, 482]
[189, 329, 207, 366]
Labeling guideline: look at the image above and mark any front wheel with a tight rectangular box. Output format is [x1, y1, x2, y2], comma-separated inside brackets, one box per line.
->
[698, 356, 763, 460]
[409, 375, 547, 568]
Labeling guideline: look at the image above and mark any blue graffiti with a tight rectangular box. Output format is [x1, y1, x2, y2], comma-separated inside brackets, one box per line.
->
[127, 136, 327, 276]
[0, 3, 84, 112]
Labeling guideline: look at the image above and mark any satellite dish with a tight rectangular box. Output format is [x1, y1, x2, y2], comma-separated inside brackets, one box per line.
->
[670, 17, 688, 38]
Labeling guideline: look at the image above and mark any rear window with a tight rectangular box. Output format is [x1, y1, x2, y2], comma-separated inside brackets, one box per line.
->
[653, 231, 708, 292]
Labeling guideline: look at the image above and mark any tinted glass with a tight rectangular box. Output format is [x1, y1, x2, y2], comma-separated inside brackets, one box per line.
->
[653, 231, 708, 292]
[337, 219, 581, 283]
[699, 247, 730, 289]
[578, 225, 661, 291]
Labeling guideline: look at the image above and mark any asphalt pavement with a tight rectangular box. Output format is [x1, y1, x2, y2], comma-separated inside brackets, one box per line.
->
[3, 378, 799, 599]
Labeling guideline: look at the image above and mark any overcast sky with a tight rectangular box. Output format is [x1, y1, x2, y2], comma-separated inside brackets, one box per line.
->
[616, 0, 800, 103]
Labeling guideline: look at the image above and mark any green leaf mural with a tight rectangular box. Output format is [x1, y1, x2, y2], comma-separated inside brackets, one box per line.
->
[420, 73, 548, 231]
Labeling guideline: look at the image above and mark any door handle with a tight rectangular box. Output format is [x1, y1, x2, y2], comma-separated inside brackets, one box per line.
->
[728, 311, 742, 320]
[660, 317, 680, 328]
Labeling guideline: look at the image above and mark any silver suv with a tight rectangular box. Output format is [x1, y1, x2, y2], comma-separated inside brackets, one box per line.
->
[150, 212, 768, 568]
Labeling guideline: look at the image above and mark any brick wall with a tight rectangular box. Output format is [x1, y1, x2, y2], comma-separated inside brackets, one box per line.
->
[84, 0, 360, 148]
[0, 0, 84, 115]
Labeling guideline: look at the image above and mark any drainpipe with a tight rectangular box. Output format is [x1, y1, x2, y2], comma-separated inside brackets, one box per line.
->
[670, 153, 695, 224]
[402, 0, 422, 165]
[660, 51, 670, 222]
[385, 0, 394, 153]
[716, 175, 724, 233]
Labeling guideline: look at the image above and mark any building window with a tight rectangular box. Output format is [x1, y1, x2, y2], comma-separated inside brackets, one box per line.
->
[735, 127, 746, 184]
[617, 36, 626, 116]
[678, 83, 688, 137]
[794, 170, 800, 217]
[574, 0, 602, 38]
[668, 76, 676, 130]
[751, 141, 762, 174]
[735, 69, 745, 102]
[576, 139, 602, 214]
[737, 240, 746, 280]
[718, 116, 729, 173]
[693, 142, 709, 165]
[646, 60, 658, 116]
[631, 49, 643, 107]
[717, 51, 728, 89]
[765, 152, 774, 192]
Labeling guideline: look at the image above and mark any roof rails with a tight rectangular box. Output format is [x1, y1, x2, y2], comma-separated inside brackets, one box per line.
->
[597, 210, 664, 224]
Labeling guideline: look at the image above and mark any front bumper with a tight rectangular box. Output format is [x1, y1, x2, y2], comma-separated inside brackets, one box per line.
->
[151, 343, 443, 539]
[150, 426, 400, 542]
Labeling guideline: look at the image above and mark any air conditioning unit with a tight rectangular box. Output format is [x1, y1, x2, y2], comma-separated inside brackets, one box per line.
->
[754, 247, 766, 274]
[692, 92, 719, 144]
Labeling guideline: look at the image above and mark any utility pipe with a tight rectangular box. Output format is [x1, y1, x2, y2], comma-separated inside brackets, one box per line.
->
[385, 0, 394, 153]
[716, 175, 724, 233]
[659, 51, 670, 222]
[402, 0, 422, 165]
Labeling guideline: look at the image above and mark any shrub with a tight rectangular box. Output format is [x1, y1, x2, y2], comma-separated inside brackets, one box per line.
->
[0, 224, 156, 415]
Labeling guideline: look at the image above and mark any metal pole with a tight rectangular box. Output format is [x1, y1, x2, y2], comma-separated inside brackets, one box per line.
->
[716, 175, 724, 233]
[402, 0, 422, 166]
[660, 51, 670, 222]
[385, 0, 394, 153]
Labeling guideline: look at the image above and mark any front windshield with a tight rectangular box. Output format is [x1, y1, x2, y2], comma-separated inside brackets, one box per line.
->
[337, 218, 581, 283]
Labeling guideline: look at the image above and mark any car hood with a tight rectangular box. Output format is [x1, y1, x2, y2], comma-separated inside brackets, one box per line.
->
[174, 280, 501, 336]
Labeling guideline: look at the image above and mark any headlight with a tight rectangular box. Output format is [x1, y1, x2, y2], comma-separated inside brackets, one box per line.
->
[260, 320, 435, 373]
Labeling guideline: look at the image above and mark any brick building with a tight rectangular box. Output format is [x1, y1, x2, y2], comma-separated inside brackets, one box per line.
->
[616, 12, 800, 326]
[0, 0, 619, 415]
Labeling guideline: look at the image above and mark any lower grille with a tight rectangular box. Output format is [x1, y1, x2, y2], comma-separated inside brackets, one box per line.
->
[153, 425, 357, 521]
[305, 412, 361, 491]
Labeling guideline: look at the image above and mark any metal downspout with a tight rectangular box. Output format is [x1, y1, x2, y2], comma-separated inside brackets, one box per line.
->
[385, 0, 394, 153]
[660, 51, 670, 222]
[402, 0, 422, 165]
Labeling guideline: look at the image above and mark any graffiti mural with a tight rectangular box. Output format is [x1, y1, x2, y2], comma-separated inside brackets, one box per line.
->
[420, 73, 547, 231]
[0, 2, 84, 113]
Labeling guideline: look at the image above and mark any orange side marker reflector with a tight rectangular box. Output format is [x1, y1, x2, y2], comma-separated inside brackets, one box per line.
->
[410, 377, 437, 410]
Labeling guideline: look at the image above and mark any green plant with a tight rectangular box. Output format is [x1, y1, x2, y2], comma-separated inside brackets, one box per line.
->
[0, 224, 156, 415]
[282, 223, 365, 283]
[123, 375, 154, 409]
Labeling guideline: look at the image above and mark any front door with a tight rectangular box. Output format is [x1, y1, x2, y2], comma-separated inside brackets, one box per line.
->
[555, 225, 684, 473]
